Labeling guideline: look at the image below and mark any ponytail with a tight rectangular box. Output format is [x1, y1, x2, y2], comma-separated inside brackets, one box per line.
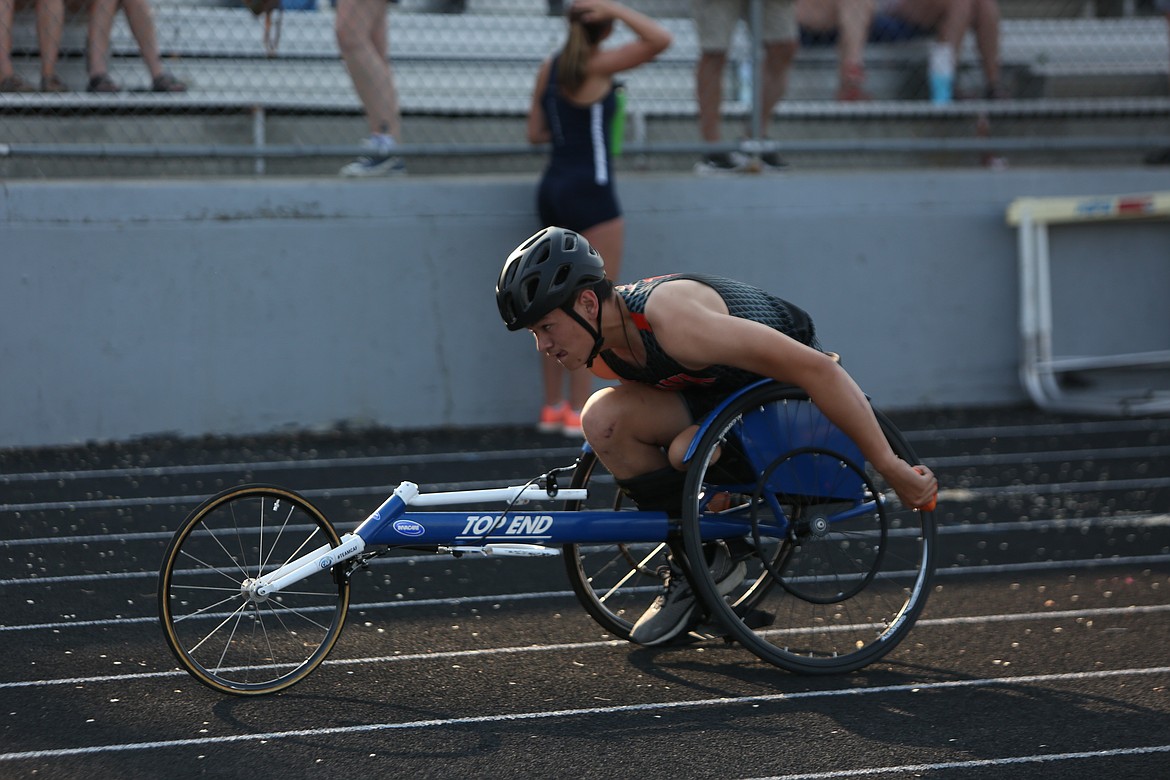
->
[557, 9, 613, 95]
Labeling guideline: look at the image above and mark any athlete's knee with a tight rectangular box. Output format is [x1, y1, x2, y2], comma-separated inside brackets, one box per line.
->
[580, 387, 621, 445]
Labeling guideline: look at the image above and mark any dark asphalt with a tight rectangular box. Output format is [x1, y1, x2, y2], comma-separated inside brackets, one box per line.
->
[2, 403, 1169, 779]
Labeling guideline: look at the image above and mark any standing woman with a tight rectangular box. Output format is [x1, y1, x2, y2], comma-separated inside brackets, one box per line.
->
[526, 0, 671, 436]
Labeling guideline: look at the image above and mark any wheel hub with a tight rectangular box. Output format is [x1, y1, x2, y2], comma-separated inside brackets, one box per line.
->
[240, 577, 269, 604]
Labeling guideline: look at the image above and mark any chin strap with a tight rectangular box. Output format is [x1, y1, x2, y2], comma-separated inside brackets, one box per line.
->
[564, 296, 605, 368]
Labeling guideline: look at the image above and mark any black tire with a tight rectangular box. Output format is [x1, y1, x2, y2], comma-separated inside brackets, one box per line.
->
[562, 450, 671, 640]
[158, 484, 351, 695]
[679, 384, 936, 674]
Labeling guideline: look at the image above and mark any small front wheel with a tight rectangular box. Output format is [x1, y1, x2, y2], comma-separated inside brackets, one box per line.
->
[158, 484, 351, 695]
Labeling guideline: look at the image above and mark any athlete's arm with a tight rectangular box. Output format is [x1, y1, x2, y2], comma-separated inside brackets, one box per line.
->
[644, 280, 937, 508]
[582, 0, 672, 76]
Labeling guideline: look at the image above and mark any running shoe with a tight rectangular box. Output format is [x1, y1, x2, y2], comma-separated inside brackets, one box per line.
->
[759, 151, 789, 171]
[630, 544, 747, 646]
[561, 406, 584, 438]
[693, 151, 751, 176]
[537, 402, 567, 434]
[340, 135, 406, 177]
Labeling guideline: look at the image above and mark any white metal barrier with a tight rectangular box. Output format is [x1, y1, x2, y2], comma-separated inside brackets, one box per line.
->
[1007, 190, 1170, 416]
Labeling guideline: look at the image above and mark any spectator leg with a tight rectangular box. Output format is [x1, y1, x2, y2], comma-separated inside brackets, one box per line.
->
[1, 0, 15, 80]
[336, 0, 401, 140]
[87, 0, 117, 80]
[696, 50, 727, 142]
[121, 0, 165, 80]
[971, 0, 1001, 93]
[835, 0, 873, 98]
[758, 39, 796, 136]
[36, 0, 64, 81]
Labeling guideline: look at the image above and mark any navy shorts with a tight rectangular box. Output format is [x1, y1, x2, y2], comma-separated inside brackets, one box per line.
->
[537, 171, 621, 233]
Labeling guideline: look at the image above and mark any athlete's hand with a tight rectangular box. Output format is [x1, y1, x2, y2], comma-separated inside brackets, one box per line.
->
[887, 462, 938, 511]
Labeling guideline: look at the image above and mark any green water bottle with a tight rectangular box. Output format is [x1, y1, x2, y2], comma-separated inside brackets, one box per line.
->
[609, 82, 627, 158]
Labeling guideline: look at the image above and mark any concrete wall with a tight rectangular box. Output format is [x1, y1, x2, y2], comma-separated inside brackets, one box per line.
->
[2, 167, 1167, 448]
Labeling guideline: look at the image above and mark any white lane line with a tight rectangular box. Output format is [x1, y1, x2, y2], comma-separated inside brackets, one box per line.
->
[1, 666, 1168, 762]
[4, 603, 1169, 689]
[745, 744, 1170, 780]
[6, 543, 1170, 593]
[5, 556, 1170, 631]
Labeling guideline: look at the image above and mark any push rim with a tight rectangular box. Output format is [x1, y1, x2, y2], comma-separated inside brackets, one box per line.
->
[681, 385, 936, 674]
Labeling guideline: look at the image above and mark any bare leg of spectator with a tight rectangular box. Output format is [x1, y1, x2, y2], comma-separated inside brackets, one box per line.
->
[834, 0, 873, 99]
[37, 0, 65, 90]
[895, 0, 1002, 96]
[757, 39, 796, 135]
[695, 50, 726, 146]
[122, 0, 169, 84]
[337, 0, 401, 141]
[87, 0, 184, 92]
[0, 0, 67, 91]
[971, 0, 1002, 96]
[795, 0, 873, 100]
[86, 0, 117, 90]
[0, 0, 28, 90]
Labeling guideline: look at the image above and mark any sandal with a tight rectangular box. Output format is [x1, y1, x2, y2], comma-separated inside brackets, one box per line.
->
[40, 73, 69, 93]
[151, 73, 187, 93]
[87, 73, 120, 93]
[0, 73, 35, 93]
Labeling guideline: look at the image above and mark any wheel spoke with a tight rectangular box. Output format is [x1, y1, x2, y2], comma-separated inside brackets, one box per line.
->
[159, 486, 349, 694]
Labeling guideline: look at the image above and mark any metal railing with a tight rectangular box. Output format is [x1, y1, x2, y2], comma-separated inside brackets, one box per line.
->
[1, 0, 1168, 177]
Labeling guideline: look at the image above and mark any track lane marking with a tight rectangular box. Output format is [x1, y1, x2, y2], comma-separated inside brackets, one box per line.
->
[4, 603, 1170, 689]
[2, 666, 1168, 762]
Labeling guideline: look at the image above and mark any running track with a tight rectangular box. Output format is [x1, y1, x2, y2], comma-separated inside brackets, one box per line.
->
[2, 405, 1168, 779]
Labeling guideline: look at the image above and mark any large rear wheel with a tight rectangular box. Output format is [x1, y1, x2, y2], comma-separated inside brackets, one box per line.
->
[680, 385, 936, 674]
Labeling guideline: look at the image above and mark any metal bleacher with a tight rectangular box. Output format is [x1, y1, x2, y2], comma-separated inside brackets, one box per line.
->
[1, 0, 1168, 177]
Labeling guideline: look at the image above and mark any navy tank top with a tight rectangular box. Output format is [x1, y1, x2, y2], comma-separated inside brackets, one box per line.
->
[599, 274, 819, 396]
[542, 55, 617, 186]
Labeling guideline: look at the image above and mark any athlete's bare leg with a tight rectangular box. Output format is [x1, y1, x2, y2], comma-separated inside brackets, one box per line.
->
[581, 383, 691, 480]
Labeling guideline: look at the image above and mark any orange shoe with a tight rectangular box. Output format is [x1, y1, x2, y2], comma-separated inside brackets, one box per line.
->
[538, 402, 567, 434]
[561, 407, 584, 438]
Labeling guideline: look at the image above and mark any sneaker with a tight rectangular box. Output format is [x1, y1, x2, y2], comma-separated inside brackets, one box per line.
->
[537, 402, 567, 434]
[629, 544, 747, 646]
[87, 73, 120, 93]
[693, 151, 750, 176]
[0, 73, 35, 93]
[560, 406, 584, 438]
[836, 63, 870, 102]
[40, 73, 68, 93]
[759, 151, 788, 171]
[152, 72, 187, 93]
[340, 135, 406, 177]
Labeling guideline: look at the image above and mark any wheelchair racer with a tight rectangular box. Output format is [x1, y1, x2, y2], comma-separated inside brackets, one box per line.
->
[496, 226, 937, 645]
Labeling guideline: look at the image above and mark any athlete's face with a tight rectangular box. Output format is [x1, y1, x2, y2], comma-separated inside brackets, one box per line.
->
[529, 299, 593, 370]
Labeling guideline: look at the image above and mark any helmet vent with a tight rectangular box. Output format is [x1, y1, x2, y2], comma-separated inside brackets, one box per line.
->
[530, 242, 551, 266]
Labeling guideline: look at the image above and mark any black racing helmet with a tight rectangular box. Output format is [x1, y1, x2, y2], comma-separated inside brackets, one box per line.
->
[496, 227, 607, 331]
